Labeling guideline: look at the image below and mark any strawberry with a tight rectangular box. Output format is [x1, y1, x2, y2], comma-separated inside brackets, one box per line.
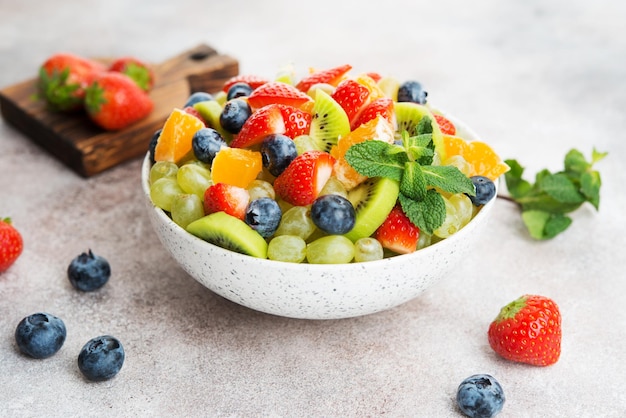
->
[488, 294, 562, 367]
[331, 79, 370, 122]
[84, 72, 154, 131]
[273, 151, 335, 206]
[222, 74, 270, 93]
[38, 53, 105, 111]
[203, 183, 250, 220]
[230, 104, 285, 148]
[375, 205, 420, 254]
[365, 72, 382, 83]
[0, 217, 23, 273]
[247, 81, 312, 110]
[434, 113, 456, 135]
[351, 97, 395, 130]
[295, 64, 352, 92]
[278, 104, 312, 138]
[109, 56, 155, 92]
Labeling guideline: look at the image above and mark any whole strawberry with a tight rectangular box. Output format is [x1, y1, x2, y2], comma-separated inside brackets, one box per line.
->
[38, 53, 105, 111]
[109, 57, 155, 92]
[84, 72, 154, 131]
[488, 294, 561, 366]
[0, 217, 24, 273]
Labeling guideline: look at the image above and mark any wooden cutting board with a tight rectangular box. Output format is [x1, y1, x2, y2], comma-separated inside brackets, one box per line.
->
[0, 44, 239, 177]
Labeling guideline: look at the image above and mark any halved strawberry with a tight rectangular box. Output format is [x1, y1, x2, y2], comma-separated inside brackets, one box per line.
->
[434, 113, 456, 135]
[351, 97, 395, 130]
[222, 74, 270, 93]
[274, 151, 335, 206]
[375, 204, 420, 254]
[278, 104, 312, 138]
[331, 79, 370, 122]
[203, 183, 250, 220]
[247, 81, 312, 110]
[230, 104, 285, 148]
[295, 64, 352, 93]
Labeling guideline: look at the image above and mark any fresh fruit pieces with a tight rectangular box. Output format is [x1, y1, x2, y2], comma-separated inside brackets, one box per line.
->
[230, 104, 285, 148]
[433, 193, 474, 239]
[310, 194, 356, 235]
[443, 135, 510, 180]
[278, 104, 312, 138]
[210, 147, 262, 188]
[182, 106, 206, 125]
[353, 237, 384, 262]
[375, 204, 420, 254]
[108, 56, 154, 91]
[247, 81, 312, 110]
[15, 313, 67, 359]
[267, 235, 307, 263]
[344, 176, 400, 242]
[187, 211, 268, 259]
[171, 194, 205, 229]
[244, 197, 282, 237]
[273, 150, 335, 206]
[397, 80, 427, 104]
[176, 163, 213, 198]
[377, 76, 400, 101]
[456, 374, 505, 418]
[84, 72, 154, 131]
[0, 217, 23, 273]
[395, 101, 446, 161]
[204, 182, 250, 220]
[184, 91, 214, 107]
[309, 89, 351, 152]
[67, 249, 111, 291]
[154, 108, 206, 163]
[193, 100, 233, 142]
[38, 53, 105, 111]
[222, 74, 270, 93]
[78, 335, 125, 381]
[260, 133, 298, 177]
[331, 115, 395, 190]
[274, 206, 316, 240]
[220, 99, 252, 134]
[468, 176, 497, 206]
[488, 294, 562, 367]
[226, 82, 253, 100]
[192, 127, 227, 164]
[306, 235, 355, 264]
[434, 113, 456, 135]
[350, 97, 395, 130]
[331, 79, 370, 122]
[150, 177, 184, 212]
[295, 64, 352, 92]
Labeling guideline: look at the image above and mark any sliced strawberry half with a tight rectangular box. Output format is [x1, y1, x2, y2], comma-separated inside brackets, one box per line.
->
[375, 204, 420, 254]
[222, 74, 270, 93]
[274, 150, 335, 206]
[331, 79, 370, 123]
[351, 97, 395, 130]
[295, 64, 352, 93]
[434, 113, 456, 136]
[278, 104, 312, 138]
[230, 104, 285, 148]
[247, 81, 312, 110]
[203, 183, 250, 220]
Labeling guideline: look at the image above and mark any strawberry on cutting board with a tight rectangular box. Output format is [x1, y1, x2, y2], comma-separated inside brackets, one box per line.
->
[108, 56, 155, 92]
[0, 217, 23, 273]
[84, 72, 154, 131]
[488, 294, 562, 366]
[375, 204, 420, 254]
[273, 150, 335, 206]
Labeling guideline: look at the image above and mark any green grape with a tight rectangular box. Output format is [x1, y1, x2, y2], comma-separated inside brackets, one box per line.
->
[150, 161, 178, 184]
[293, 135, 319, 155]
[274, 206, 316, 240]
[354, 237, 383, 262]
[417, 232, 432, 250]
[433, 193, 473, 238]
[150, 178, 184, 212]
[247, 179, 275, 200]
[176, 163, 212, 198]
[443, 155, 472, 177]
[306, 235, 355, 264]
[267, 235, 307, 263]
[319, 176, 348, 199]
[171, 194, 204, 229]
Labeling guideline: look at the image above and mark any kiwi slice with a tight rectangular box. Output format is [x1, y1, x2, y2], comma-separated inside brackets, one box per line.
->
[344, 177, 400, 242]
[186, 212, 268, 259]
[395, 102, 446, 160]
[309, 89, 350, 152]
[193, 100, 233, 143]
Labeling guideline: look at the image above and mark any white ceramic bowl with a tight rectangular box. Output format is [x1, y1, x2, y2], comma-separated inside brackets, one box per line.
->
[142, 115, 498, 320]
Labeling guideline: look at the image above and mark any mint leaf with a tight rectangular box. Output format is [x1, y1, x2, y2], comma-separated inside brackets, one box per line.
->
[421, 165, 475, 195]
[399, 190, 445, 235]
[521, 210, 572, 240]
[580, 170, 602, 210]
[400, 162, 427, 201]
[415, 116, 433, 135]
[344, 141, 407, 181]
[539, 173, 585, 204]
[564, 149, 589, 174]
[504, 159, 532, 199]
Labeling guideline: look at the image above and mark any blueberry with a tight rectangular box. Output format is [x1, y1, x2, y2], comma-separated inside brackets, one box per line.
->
[260, 134, 298, 177]
[78, 335, 125, 381]
[244, 198, 282, 238]
[397, 80, 428, 104]
[220, 99, 252, 134]
[15, 313, 66, 359]
[456, 374, 505, 418]
[67, 250, 111, 292]
[148, 128, 161, 165]
[310, 194, 356, 235]
[192, 127, 227, 164]
[226, 82, 253, 100]
[468, 176, 497, 206]
[183, 91, 214, 107]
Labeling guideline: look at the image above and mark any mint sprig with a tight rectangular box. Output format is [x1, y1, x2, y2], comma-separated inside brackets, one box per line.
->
[503, 148, 607, 240]
[344, 118, 475, 235]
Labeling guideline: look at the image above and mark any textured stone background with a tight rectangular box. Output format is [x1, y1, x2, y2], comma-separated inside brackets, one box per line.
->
[1, 0, 625, 416]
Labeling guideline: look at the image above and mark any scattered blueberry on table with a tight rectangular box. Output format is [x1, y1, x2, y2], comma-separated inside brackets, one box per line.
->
[15, 313, 67, 359]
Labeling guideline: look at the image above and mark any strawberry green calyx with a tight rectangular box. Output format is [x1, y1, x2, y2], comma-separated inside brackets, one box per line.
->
[84, 82, 108, 115]
[122, 62, 152, 91]
[493, 295, 528, 322]
[37, 68, 83, 111]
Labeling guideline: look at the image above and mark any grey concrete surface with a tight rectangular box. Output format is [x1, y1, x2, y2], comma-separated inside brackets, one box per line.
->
[1, 0, 625, 416]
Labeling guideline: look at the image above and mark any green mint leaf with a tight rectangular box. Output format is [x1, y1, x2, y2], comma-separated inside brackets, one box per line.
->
[522, 210, 572, 240]
[539, 173, 585, 204]
[544, 214, 573, 239]
[415, 116, 433, 135]
[421, 165, 475, 195]
[580, 170, 602, 210]
[564, 149, 590, 174]
[399, 190, 445, 235]
[592, 148, 608, 164]
[400, 162, 427, 201]
[504, 159, 532, 199]
[344, 141, 407, 181]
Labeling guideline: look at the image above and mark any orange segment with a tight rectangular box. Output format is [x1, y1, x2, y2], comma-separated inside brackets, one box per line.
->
[154, 108, 205, 163]
[443, 135, 510, 180]
[354, 74, 386, 101]
[211, 147, 263, 188]
[330, 115, 395, 190]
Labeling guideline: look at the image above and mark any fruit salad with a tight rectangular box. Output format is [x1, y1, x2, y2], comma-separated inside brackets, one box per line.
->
[147, 64, 509, 263]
